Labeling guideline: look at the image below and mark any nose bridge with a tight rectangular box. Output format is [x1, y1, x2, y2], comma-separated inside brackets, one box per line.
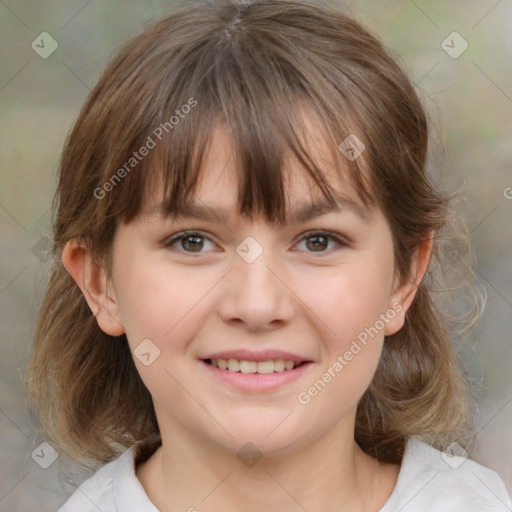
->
[234, 233, 278, 283]
[237, 248, 275, 291]
[234, 237, 283, 300]
[218, 235, 295, 329]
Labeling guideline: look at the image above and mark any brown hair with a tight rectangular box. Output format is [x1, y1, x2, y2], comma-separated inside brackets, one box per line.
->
[28, 0, 482, 466]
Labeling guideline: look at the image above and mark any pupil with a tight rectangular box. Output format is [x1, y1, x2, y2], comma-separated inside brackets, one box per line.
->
[183, 236, 203, 251]
[307, 235, 327, 251]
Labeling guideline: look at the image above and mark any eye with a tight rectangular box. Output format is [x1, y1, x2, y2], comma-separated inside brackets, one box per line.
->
[293, 231, 348, 253]
[163, 231, 217, 253]
[163, 229, 348, 255]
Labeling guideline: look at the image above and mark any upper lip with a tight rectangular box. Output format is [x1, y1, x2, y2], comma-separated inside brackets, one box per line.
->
[200, 349, 312, 363]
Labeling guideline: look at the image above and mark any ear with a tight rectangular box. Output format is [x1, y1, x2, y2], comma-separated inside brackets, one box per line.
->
[61, 238, 125, 336]
[385, 231, 434, 336]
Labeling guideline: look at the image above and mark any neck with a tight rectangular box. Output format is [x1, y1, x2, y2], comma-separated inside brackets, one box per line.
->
[137, 417, 399, 511]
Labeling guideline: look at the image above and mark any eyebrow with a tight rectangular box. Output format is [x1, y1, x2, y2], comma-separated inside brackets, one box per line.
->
[148, 194, 371, 224]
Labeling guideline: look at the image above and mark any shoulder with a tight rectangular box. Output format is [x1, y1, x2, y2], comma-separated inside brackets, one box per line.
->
[58, 437, 161, 512]
[381, 438, 512, 512]
[57, 452, 122, 512]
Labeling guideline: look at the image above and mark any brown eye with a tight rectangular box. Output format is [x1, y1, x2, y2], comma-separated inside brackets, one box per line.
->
[306, 235, 329, 251]
[181, 235, 204, 252]
[294, 231, 347, 254]
[164, 231, 216, 253]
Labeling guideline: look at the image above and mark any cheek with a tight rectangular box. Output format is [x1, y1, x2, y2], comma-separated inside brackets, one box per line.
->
[115, 268, 171, 344]
[293, 256, 394, 405]
[295, 273, 390, 414]
[300, 259, 395, 347]
[112, 259, 210, 403]
[113, 254, 219, 352]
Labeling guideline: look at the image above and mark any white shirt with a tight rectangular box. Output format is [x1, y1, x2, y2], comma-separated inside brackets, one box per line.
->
[58, 436, 511, 511]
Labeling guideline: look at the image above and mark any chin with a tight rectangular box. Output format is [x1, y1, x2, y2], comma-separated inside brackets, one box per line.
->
[206, 414, 306, 458]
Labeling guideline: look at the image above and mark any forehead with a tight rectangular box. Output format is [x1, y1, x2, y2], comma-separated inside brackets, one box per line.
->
[142, 120, 373, 226]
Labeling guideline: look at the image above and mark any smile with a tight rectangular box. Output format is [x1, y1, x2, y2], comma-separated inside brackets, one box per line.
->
[200, 358, 313, 392]
[205, 358, 306, 374]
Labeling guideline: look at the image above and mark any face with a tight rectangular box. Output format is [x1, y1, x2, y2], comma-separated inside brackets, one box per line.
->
[101, 126, 408, 456]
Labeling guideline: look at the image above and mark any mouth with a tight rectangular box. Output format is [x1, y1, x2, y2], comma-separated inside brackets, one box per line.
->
[202, 358, 309, 374]
[198, 349, 314, 391]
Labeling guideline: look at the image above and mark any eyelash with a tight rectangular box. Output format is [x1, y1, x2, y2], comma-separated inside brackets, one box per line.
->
[163, 230, 349, 255]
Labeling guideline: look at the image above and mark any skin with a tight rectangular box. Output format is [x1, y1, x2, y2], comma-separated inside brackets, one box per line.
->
[62, 125, 433, 511]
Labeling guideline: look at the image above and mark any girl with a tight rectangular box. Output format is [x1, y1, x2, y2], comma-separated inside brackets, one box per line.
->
[28, 0, 511, 510]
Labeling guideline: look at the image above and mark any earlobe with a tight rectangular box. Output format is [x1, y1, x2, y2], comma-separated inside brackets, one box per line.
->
[61, 238, 125, 336]
[384, 232, 434, 336]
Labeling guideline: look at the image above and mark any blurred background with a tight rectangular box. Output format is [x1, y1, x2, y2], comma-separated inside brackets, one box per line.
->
[0, 0, 511, 510]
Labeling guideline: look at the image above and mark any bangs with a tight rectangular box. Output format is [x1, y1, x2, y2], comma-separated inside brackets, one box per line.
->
[99, 4, 377, 228]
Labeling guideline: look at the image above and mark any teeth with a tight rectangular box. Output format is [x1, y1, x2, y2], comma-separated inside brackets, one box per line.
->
[209, 358, 301, 374]
[273, 359, 285, 372]
[239, 360, 257, 373]
[227, 358, 240, 372]
[257, 361, 274, 374]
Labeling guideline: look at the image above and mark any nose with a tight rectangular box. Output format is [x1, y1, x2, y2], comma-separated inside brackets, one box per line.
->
[217, 245, 295, 332]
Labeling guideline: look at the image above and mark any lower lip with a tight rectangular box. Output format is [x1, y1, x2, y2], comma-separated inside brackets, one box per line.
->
[200, 360, 313, 392]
